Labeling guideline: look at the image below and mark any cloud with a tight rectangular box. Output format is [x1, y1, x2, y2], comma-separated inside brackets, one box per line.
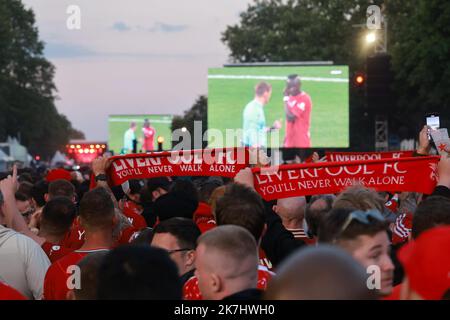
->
[43, 42, 202, 60]
[148, 22, 188, 33]
[112, 21, 131, 32]
[44, 42, 97, 58]
[112, 21, 187, 33]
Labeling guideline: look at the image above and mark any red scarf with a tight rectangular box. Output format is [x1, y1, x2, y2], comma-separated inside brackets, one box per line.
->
[252, 156, 439, 201]
[107, 148, 250, 186]
[325, 150, 414, 162]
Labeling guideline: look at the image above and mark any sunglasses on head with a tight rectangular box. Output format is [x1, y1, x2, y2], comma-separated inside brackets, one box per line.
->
[334, 209, 386, 242]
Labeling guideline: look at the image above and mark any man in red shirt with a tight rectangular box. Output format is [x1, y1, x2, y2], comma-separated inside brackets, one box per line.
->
[142, 119, 156, 152]
[283, 74, 313, 148]
[43, 187, 117, 300]
[32, 179, 82, 250]
[32, 197, 77, 262]
[120, 179, 147, 230]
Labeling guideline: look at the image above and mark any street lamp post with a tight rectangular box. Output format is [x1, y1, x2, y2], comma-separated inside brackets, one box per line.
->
[354, 7, 390, 151]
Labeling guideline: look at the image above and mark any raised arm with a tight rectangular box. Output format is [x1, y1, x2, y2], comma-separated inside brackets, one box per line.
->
[432, 155, 450, 198]
[284, 97, 296, 122]
[416, 125, 431, 156]
[0, 166, 45, 245]
[92, 156, 119, 209]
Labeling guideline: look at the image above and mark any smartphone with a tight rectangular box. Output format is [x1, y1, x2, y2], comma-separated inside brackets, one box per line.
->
[426, 113, 440, 139]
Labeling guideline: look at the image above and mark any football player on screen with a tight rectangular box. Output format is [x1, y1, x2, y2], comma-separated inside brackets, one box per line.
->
[283, 74, 313, 148]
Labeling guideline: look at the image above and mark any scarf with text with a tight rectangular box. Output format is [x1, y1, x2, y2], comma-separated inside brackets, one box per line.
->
[252, 156, 439, 201]
[107, 148, 251, 186]
[325, 150, 415, 162]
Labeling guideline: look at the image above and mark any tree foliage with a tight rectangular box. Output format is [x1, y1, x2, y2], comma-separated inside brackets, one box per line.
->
[222, 0, 384, 68]
[388, 0, 450, 125]
[0, 0, 83, 158]
[171, 95, 207, 148]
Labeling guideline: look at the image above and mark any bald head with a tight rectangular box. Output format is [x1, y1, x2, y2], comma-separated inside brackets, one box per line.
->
[265, 245, 377, 300]
[195, 225, 258, 300]
[274, 196, 306, 220]
[305, 194, 336, 238]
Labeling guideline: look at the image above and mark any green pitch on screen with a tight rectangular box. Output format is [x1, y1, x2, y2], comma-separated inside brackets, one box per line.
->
[207, 65, 349, 148]
[108, 115, 173, 154]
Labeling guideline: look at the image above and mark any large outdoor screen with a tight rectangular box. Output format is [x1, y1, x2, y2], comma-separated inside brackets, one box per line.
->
[108, 114, 173, 154]
[207, 65, 349, 148]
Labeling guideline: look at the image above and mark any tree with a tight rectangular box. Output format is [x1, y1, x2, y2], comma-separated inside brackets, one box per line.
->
[222, 0, 383, 68]
[69, 127, 86, 140]
[388, 0, 450, 129]
[0, 0, 84, 159]
[171, 95, 208, 148]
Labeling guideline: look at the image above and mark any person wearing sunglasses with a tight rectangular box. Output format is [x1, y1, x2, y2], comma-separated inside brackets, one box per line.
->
[15, 192, 35, 225]
[318, 207, 395, 297]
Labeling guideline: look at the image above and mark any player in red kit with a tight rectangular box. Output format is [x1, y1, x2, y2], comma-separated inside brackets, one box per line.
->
[142, 119, 156, 152]
[283, 74, 313, 148]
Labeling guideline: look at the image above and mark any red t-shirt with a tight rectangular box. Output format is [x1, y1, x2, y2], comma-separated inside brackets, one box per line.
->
[61, 219, 85, 250]
[0, 282, 27, 300]
[383, 284, 402, 300]
[183, 265, 274, 300]
[259, 248, 274, 271]
[116, 226, 141, 246]
[142, 127, 156, 151]
[284, 92, 312, 148]
[122, 201, 147, 230]
[41, 242, 74, 263]
[43, 248, 109, 300]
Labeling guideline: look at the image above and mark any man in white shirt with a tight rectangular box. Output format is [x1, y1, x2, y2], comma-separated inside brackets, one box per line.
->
[0, 169, 51, 300]
[123, 121, 137, 154]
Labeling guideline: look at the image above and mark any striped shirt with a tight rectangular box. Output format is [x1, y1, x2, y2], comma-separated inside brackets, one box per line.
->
[286, 228, 316, 245]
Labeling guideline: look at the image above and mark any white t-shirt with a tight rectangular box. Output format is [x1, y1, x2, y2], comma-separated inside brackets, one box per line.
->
[0, 225, 50, 299]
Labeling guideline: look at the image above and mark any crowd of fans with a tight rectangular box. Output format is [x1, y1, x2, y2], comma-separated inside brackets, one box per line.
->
[0, 126, 449, 300]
